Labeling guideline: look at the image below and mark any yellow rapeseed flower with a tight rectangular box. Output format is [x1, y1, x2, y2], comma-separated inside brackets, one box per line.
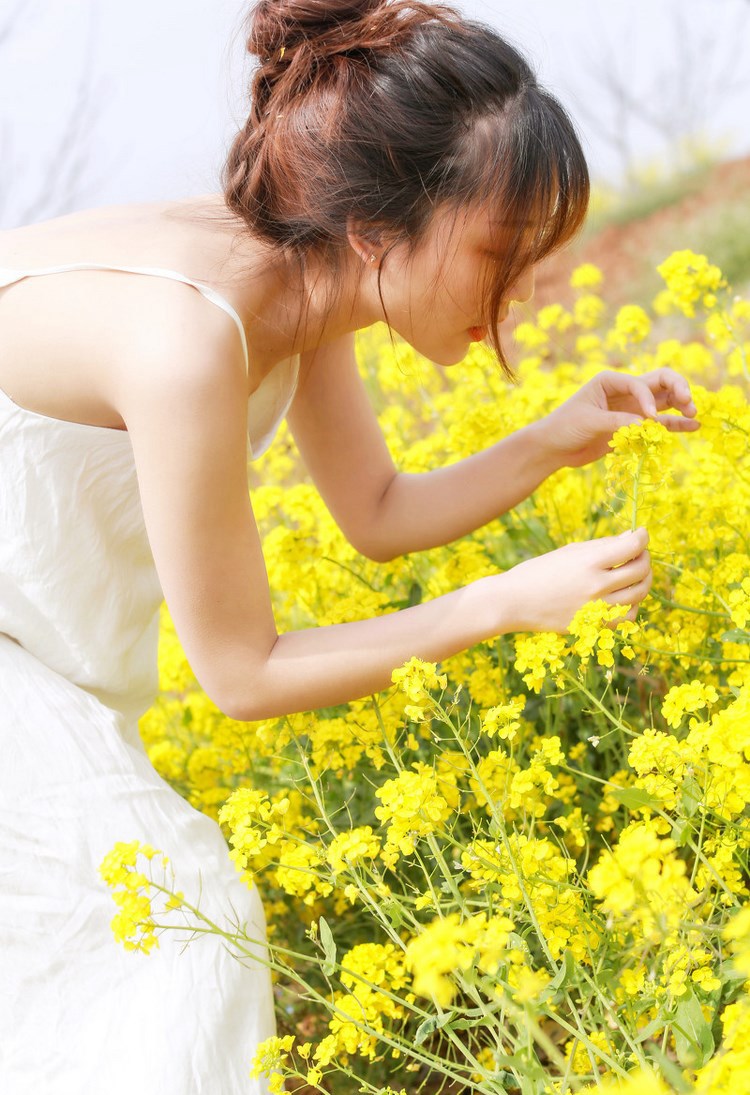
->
[657, 249, 725, 317]
[570, 262, 604, 290]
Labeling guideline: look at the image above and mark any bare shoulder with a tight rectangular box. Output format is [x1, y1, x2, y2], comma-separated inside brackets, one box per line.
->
[0, 262, 248, 432]
[0, 196, 249, 429]
[109, 276, 249, 430]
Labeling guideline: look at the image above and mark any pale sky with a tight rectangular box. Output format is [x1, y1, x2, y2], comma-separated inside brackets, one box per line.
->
[1, 0, 748, 228]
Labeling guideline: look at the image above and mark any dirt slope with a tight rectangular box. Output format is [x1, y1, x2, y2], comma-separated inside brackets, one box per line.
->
[534, 155, 750, 308]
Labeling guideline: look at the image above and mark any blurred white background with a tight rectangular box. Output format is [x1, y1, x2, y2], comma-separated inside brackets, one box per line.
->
[1, 0, 749, 228]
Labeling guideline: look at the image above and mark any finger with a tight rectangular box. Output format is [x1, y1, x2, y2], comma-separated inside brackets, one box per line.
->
[609, 411, 647, 431]
[605, 604, 639, 629]
[653, 388, 697, 413]
[654, 413, 701, 432]
[644, 368, 697, 417]
[600, 372, 658, 419]
[600, 527, 649, 569]
[604, 570, 653, 607]
[603, 550, 651, 593]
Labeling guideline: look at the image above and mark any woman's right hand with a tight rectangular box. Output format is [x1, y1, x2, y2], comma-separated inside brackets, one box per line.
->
[493, 527, 652, 633]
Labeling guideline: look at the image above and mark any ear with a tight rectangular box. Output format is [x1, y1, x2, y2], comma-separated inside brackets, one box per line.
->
[346, 219, 385, 268]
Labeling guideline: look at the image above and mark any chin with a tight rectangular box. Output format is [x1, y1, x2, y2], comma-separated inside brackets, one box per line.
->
[398, 329, 470, 367]
[422, 354, 463, 368]
[419, 344, 469, 368]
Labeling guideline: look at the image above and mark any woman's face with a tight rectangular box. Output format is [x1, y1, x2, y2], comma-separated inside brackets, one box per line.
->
[373, 202, 536, 365]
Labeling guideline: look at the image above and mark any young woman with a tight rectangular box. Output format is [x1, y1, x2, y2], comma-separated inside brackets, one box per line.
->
[0, 0, 699, 1091]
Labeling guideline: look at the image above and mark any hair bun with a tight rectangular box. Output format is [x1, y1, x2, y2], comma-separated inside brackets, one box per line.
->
[248, 0, 385, 60]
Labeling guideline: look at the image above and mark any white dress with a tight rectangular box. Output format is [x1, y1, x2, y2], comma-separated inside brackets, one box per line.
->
[0, 262, 299, 1094]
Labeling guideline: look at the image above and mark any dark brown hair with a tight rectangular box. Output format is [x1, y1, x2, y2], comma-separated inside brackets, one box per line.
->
[223, 0, 589, 374]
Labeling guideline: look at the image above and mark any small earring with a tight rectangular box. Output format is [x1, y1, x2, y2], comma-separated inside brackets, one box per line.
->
[369, 254, 377, 264]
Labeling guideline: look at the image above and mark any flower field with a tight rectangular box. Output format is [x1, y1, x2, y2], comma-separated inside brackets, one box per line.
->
[103, 252, 750, 1094]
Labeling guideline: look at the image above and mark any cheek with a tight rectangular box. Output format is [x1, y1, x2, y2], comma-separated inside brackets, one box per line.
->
[383, 244, 475, 328]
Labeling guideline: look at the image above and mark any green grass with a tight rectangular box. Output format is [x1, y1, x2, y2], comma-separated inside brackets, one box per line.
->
[592, 169, 712, 233]
[680, 194, 750, 292]
[621, 189, 750, 305]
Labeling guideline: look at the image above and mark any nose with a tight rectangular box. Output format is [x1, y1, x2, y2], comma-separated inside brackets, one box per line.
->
[510, 267, 535, 305]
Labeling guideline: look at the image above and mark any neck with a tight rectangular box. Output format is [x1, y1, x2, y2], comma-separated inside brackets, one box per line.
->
[198, 199, 382, 372]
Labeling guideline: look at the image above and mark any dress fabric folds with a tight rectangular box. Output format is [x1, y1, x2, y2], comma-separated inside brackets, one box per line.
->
[0, 263, 299, 1094]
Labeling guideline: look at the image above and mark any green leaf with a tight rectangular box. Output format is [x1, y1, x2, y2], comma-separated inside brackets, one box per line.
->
[318, 916, 337, 977]
[413, 1011, 458, 1046]
[635, 1014, 670, 1043]
[612, 786, 663, 811]
[382, 899, 404, 931]
[413, 1016, 438, 1046]
[409, 1007, 462, 1042]
[721, 629, 750, 645]
[546, 950, 576, 998]
[450, 1018, 477, 1032]
[644, 1041, 695, 1093]
[671, 816, 692, 847]
[680, 775, 703, 819]
[406, 581, 423, 608]
[721, 964, 750, 983]
[672, 989, 715, 1069]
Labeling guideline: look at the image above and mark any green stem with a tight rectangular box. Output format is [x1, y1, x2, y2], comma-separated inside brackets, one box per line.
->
[631, 454, 645, 532]
[146, 883, 479, 1088]
[559, 669, 637, 740]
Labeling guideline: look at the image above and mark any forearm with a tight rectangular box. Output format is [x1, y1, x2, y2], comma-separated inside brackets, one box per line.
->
[229, 574, 510, 721]
[368, 420, 561, 560]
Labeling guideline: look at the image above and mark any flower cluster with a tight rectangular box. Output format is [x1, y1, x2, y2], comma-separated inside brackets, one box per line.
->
[609, 303, 651, 350]
[605, 417, 674, 529]
[656, 248, 726, 316]
[404, 911, 516, 1006]
[568, 598, 638, 666]
[374, 769, 451, 867]
[100, 252, 750, 1093]
[390, 656, 447, 720]
[98, 840, 183, 954]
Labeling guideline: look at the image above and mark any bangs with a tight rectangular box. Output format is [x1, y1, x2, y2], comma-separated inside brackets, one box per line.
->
[464, 87, 590, 378]
[506, 88, 590, 265]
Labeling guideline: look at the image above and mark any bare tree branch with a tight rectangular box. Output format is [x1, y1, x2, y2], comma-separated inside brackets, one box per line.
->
[571, 0, 750, 186]
[0, 1, 114, 227]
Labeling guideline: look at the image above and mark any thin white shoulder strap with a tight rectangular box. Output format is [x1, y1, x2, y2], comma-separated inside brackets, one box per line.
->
[0, 262, 250, 375]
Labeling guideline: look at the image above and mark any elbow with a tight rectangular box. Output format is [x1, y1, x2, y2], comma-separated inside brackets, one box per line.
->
[368, 545, 405, 564]
[346, 524, 403, 564]
[218, 692, 265, 724]
[357, 541, 400, 565]
[226, 664, 284, 723]
[345, 476, 404, 564]
[200, 680, 263, 724]
[198, 645, 280, 723]
[219, 679, 306, 723]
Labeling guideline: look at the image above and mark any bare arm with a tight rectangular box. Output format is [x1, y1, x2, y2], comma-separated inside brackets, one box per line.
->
[117, 312, 650, 723]
[287, 334, 560, 562]
[372, 425, 558, 559]
[116, 314, 510, 718]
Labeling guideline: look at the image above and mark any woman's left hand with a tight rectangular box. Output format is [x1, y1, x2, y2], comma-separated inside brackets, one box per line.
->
[539, 367, 701, 468]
